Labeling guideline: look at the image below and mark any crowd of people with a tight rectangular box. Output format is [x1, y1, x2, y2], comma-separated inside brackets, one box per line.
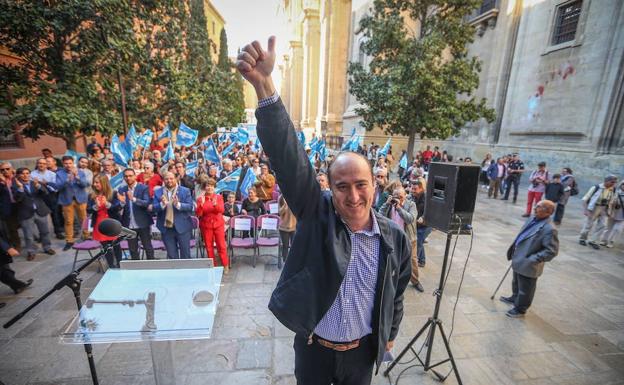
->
[479, 153, 623, 249]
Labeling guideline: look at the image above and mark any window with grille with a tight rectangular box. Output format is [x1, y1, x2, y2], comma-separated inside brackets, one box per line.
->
[0, 109, 19, 148]
[552, 1, 582, 45]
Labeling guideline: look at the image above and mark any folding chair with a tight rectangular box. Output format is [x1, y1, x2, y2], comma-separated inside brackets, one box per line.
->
[265, 200, 279, 215]
[228, 215, 256, 267]
[147, 223, 166, 259]
[71, 219, 104, 271]
[256, 214, 282, 268]
[190, 216, 206, 259]
[271, 190, 280, 201]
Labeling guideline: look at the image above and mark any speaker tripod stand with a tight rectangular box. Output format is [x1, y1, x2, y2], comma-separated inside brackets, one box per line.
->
[384, 233, 463, 384]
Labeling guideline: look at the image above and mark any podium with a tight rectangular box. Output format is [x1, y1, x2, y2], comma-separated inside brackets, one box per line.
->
[61, 265, 223, 385]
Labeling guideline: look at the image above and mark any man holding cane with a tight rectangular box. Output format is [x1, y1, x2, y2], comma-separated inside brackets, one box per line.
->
[237, 36, 411, 385]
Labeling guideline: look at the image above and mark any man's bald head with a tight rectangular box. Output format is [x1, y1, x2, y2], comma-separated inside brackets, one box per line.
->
[327, 152, 373, 186]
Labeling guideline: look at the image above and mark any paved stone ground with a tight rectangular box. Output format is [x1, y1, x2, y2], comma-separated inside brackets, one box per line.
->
[0, 188, 623, 385]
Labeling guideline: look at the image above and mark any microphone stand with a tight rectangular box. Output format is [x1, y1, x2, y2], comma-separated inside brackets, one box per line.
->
[3, 237, 124, 385]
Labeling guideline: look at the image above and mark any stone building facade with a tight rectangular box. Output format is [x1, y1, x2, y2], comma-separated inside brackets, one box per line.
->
[342, 0, 623, 187]
[279, 0, 353, 148]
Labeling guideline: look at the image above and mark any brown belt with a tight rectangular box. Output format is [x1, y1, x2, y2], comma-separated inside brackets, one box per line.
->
[315, 336, 360, 352]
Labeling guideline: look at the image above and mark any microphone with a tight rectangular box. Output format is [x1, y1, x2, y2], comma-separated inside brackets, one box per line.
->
[98, 218, 137, 239]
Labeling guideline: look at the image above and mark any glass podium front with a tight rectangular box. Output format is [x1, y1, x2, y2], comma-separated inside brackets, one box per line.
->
[61, 266, 223, 385]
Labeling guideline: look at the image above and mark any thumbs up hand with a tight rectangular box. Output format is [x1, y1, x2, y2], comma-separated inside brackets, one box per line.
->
[236, 36, 277, 99]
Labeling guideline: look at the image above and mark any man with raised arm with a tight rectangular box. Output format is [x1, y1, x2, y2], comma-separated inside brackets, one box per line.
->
[237, 36, 411, 385]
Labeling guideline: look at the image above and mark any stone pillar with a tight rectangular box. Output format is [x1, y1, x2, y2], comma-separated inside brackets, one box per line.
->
[288, 41, 304, 129]
[300, 6, 321, 130]
[316, 0, 352, 137]
[279, 55, 291, 115]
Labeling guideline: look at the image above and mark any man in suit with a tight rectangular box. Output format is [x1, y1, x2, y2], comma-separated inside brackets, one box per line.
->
[174, 161, 195, 195]
[12, 168, 55, 260]
[56, 156, 90, 250]
[501, 200, 559, 317]
[153, 172, 194, 259]
[1, 231, 33, 294]
[0, 162, 20, 250]
[118, 168, 155, 260]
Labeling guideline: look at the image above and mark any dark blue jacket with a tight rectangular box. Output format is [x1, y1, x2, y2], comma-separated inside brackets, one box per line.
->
[152, 185, 194, 234]
[118, 183, 153, 229]
[12, 181, 51, 222]
[257, 99, 411, 372]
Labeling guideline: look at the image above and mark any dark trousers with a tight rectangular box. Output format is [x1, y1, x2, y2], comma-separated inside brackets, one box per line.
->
[128, 227, 154, 260]
[511, 271, 537, 313]
[293, 334, 375, 385]
[102, 240, 122, 268]
[1, 217, 20, 250]
[553, 203, 565, 223]
[279, 230, 294, 262]
[162, 229, 191, 259]
[504, 177, 520, 201]
[0, 263, 26, 291]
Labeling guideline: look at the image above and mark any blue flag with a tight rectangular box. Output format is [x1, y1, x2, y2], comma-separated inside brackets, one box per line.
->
[221, 141, 236, 157]
[110, 172, 126, 191]
[163, 142, 175, 162]
[218, 132, 228, 143]
[309, 150, 317, 166]
[203, 139, 221, 164]
[127, 124, 139, 147]
[253, 137, 261, 152]
[177, 122, 199, 147]
[309, 136, 318, 151]
[297, 131, 306, 147]
[239, 169, 257, 199]
[399, 152, 408, 169]
[228, 131, 239, 144]
[186, 160, 198, 177]
[318, 140, 328, 161]
[378, 138, 391, 158]
[158, 125, 171, 141]
[138, 130, 153, 148]
[111, 134, 130, 167]
[215, 168, 242, 193]
[349, 135, 360, 151]
[237, 127, 250, 144]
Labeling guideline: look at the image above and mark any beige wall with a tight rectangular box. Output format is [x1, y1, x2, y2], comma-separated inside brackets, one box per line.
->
[204, 0, 226, 62]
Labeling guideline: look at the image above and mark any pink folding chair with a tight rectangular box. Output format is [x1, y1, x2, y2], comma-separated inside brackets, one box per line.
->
[256, 214, 282, 268]
[71, 219, 103, 271]
[190, 216, 206, 259]
[228, 215, 256, 266]
[265, 200, 279, 215]
[271, 189, 280, 201]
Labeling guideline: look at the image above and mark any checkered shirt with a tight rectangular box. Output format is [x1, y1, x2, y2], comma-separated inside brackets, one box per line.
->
[257, 92, 280, 109]
[314, 213, 381, 342]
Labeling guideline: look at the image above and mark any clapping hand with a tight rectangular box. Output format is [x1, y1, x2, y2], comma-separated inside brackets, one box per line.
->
[127, 190, 134, 201]
[172, 194, 179, 207]
[117, 192, 126, 204]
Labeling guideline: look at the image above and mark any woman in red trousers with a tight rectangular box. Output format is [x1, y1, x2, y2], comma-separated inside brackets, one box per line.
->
[196, 178, 229, 273]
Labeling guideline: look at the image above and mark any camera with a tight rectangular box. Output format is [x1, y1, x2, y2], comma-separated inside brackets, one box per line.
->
[391, 198, 400, 205]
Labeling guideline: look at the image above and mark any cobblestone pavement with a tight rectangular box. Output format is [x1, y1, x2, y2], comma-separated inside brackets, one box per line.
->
[0, 188, 622, 385]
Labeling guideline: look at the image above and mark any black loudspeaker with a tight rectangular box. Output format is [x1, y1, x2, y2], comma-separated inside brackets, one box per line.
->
[424, 162, 480, 234]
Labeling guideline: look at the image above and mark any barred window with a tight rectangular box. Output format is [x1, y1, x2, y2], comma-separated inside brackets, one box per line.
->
[552, 1, 582, 45]
[478, 0, 497, 15]
[0, 109, 19, 148]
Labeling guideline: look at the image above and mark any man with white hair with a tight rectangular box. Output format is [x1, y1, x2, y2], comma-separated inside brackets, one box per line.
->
[220, 159, 233, 180]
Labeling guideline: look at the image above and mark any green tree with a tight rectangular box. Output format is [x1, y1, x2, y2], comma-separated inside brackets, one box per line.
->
[0, 0, 141, 149]
[348, 0, 496, 157]
[218, 28, 230, 70]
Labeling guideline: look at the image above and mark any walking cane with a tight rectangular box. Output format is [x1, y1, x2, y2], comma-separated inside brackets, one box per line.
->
[490, 264, 512, 300]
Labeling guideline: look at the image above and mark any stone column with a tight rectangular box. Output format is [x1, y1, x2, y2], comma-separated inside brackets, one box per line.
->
[279, 55, 291, 115]
[316, 0, 352, 137]
[288, 41, 304, 129]
[300, 6, 321, 130]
